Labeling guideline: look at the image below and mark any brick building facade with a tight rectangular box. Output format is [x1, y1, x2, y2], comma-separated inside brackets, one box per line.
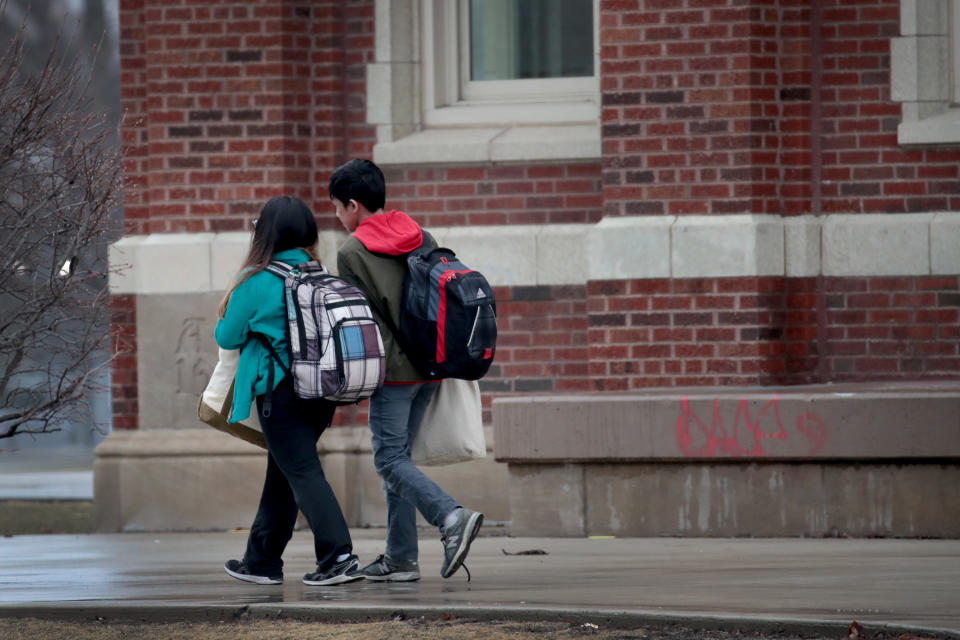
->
[112, 0, 959, 430]
[100, 0, 960, 534]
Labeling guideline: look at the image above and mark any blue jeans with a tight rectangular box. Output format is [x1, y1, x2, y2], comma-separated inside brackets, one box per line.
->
[368, 382, 459, 563]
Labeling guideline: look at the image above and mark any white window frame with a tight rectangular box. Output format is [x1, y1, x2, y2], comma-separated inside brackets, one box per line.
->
[366, 0, 601, 166]
[456, 0, 596, 102]
[953, 1, 960, 104]
[892, 0, 960, 144]
[422, 0, 599, 127]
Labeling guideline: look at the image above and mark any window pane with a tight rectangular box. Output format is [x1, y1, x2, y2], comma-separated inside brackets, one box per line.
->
[469, 0, 593, 82]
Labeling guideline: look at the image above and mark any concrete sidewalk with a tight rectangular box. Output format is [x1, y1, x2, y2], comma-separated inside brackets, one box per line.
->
[0, 530, 958, 637]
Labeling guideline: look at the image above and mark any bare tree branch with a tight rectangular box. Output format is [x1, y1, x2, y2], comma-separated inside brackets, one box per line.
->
[0, 1, 123, 439]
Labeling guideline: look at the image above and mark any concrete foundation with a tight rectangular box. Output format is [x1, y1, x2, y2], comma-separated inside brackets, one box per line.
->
[94, 426, 508, 532]
[493, 382, 960, 538]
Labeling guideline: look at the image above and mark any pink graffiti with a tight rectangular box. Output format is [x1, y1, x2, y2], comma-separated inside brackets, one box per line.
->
[675, 396, 826, 458]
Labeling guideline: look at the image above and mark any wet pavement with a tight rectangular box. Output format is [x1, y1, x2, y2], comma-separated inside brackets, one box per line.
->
[0, 529, 958, 636]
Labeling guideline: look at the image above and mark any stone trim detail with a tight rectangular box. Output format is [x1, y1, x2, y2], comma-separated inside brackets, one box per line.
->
[109, 213, 960, 295]
[493, 382, 960, 461]
[891, 0, 959, 145]
[374, 125, 602, 166]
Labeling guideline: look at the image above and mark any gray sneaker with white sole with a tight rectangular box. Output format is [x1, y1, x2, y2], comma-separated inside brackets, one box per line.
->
[355, 554, 420, 582]
[440, 508, 483, 580]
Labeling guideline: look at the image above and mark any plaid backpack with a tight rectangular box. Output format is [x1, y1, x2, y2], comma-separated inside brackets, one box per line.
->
[388, 238, 497, 380]
[256, 260, 385, 415]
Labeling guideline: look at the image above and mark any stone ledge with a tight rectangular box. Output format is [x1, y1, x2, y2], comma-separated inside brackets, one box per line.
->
[494, 381, 960, 537]
[95, 428, 263, 457]
[492, 381, 960, 462]
[373, 124, 602, 166]
[96, 426, 496, 458]
[109, 213, 960, 296]
[93, 427, 505, 532]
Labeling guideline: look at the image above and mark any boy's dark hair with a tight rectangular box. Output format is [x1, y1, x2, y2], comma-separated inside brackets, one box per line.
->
[328, 158, 386, 212]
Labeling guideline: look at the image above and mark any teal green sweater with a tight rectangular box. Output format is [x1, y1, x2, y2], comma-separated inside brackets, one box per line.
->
[214, 249, 308, 423]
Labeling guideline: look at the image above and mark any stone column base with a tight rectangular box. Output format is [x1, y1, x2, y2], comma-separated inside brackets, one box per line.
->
[94, 427, 508, 532]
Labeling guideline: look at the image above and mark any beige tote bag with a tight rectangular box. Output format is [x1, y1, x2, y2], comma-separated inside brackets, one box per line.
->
[197, 348, 266, 449]
[410, 378, 486, 466]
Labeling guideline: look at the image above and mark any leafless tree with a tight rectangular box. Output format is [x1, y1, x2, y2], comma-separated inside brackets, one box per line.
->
[0, 3, 123, 439]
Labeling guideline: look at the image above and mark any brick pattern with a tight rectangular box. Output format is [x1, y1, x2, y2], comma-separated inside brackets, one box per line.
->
[586, 276, 960, 389]
[382, 164, 604, 227]
[479, 285, 589, 422]
[825, 276, 960, 378]
[118, 0, 377, 236]
[335, 2, 377, 173]
[118, 0, 148, 233]
[112, 2, 960, 433]
[600, 2, 781, 216]
[815, 5, 960, 214]
[600, 1, 960, 217]
[110, 295, 138, 430]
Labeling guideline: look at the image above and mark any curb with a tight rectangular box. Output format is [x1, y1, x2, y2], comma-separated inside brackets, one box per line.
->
[1, 604, 958, 639]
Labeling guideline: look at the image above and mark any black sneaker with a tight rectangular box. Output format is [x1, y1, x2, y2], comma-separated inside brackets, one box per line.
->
[355, 554, 421, 582]
[440, 508, 483, 579]
[302, 554, 362, 586]
[224, 559, 282, 585]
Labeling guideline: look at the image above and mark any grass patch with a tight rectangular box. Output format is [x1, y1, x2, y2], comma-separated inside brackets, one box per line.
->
[0, 500, 93, 536]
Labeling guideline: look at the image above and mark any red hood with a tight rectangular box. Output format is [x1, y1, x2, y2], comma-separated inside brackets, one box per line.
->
[354, 210, 423, 255]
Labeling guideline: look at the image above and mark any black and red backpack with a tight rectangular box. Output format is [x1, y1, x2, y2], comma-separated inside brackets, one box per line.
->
[389, 237, 497, 380]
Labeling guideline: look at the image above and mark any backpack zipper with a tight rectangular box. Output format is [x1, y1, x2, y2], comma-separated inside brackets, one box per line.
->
[325, 299, 367, 311]
[466, 306, 480, 347]
[292, 278, 308, 353]
[435, 268, 471, 363]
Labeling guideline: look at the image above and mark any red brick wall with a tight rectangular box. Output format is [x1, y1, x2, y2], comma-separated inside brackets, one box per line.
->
[335, 1, 377, 168]
[586, 275, 960, 390]
[110, 295, 138, 430]
[118, 0, 960, 227]
[600, 0, 960, 217]
[112, 1, 960, 431]
[118, 0, 147, 231]
[118, 0, 377, 236]
[382, 164, 604, 227]
[484, 285, 590, 391]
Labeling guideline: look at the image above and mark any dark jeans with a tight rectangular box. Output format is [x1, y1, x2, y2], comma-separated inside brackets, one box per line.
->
[242, 376, 352, 575]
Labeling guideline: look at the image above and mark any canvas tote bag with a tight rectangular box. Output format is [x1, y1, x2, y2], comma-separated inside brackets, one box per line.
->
[197, 348, 266, 449]
[410, 378, 486, 466]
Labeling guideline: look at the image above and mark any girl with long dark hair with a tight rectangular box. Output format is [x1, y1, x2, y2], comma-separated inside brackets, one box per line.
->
[215, 195, 361, 586]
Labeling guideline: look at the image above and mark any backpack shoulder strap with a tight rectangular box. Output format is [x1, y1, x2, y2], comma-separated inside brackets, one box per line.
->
[256, 260, 294, 417]
[418, 232, 432, 252]
[410, 229, 435, 257]
[252, 333, 290, 418]
[264, 261, 293, 279]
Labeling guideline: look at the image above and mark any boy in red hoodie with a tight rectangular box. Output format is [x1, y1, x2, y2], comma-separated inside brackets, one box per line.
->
[331, 159, 483, 582]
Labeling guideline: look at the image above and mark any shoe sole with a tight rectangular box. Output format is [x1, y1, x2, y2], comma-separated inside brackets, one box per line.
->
[441, 511, 484, 579]
[302, 573, 364, 586]
[224, 563, 282, 585]
[363, 572, 421, 582]
[302, 560, 363, 586]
